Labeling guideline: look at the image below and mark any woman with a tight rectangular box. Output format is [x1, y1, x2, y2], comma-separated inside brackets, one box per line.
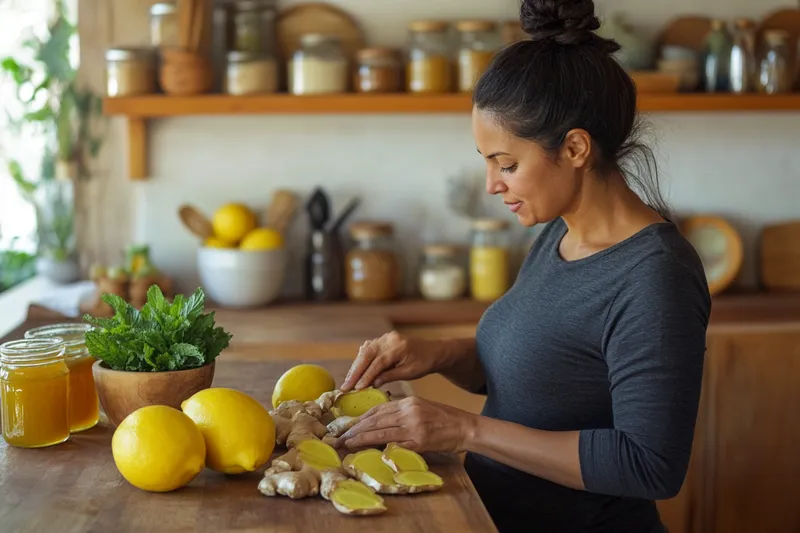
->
[337, 1, 711, 531]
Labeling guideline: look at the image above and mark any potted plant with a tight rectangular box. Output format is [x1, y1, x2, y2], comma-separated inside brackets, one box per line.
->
[84, 285, 233, 426]
[1, 1, 105, 283]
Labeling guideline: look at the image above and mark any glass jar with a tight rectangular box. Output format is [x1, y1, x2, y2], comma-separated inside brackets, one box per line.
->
[456, 20, 498, 92]
[289, 34, 348, 95]
[226, 51, 278, 94]
[25, 323, 99, 433]
[150, 2, 178, 48]
[469, 218, 511, 302]
[355, 48, 402, 93]
[1, 338, 70, 448]
[407, 20, 452, 94]
[345, 222, 400, 302]
[230, 0, 278, 54]
[418, 245, 466, 301]
[105, 47, 156, 97]
[758, 30, 792, 95]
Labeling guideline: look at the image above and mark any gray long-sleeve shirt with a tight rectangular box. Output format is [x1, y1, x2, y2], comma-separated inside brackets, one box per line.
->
[465, 217, 711, 533]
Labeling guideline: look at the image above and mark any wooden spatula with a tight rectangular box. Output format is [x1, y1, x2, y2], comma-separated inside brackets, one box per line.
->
[265, 190, 298, 235]
[178, 204, 214, 241]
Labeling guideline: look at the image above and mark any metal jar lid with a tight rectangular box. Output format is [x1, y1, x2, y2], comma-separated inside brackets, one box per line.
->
[105, 47, 156, 63]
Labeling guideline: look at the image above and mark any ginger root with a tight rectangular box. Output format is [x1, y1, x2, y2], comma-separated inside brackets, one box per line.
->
[285, 412, 329, 448]
[326, 416, 358, 438]
[295, 439, 342, 472]
[258, 466, 320, 499]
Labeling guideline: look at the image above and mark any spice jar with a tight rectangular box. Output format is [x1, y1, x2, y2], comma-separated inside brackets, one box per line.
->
[230, 0, 278, 54]
[758, 30, 792, 95]
[226, 51, 278, 94]
[407, 20, 452, 94]
[418, 245, 467, 301]
[25, 324, 99, 433]
[456, 20, 499, 92]
[150, 2, 178, 48]
[345, 221, 400, 302]
[469, 218, 511, 302]
[1, 338, 70, 448]
[105, 47, 156, 97]
[355, 48, 402, 93]
[290, 34, 349, 95]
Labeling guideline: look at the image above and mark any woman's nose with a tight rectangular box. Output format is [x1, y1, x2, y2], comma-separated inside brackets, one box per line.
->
[485, 171, 508, 195]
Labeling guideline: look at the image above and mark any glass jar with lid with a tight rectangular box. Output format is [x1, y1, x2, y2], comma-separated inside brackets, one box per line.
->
[226, 51, 278, 94]
[418, 244, 467, 301]
[25, 323, 99, 433]
[469, 218, 511, 302]
[289, 34, 349, 95]
[355, 47, 402, 93]
[407, 20, 453, 94]
[230, 0, 278, 54]
[758, 30, 792, 94]
[345, 221, 400, 302]
[1, 338, 70, 448]
[456, 20, 499, 92]
[149, 2, 178, 48]
[105, 48, 156, 97]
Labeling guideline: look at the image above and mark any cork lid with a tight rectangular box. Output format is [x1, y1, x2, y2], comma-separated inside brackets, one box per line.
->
[356, 47, 398, 61]
[470, 218, 510, 231]
[349, 221, 394, 238]
[408, 20, 450, 33]
[455, 20, 497, 33]
[423, 244, 463, 257]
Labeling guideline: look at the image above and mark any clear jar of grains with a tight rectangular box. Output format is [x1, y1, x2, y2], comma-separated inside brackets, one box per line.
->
[355, 48, 402, 93]
[346, 221, 401, 302]
[290, 34, 348, 95]
[758, 29, 792, 94]
[418, 244, 467, 301]
[456, 20, 499, 92]
[469, 218, 511, 302]
[149, 2, 178, 48]
[226, 51, 278, 94]
[407, 20, 452, 94]
[105, 47, 157, 97]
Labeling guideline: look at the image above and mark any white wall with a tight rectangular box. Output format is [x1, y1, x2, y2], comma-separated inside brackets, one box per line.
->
[101, 0, 800, 296]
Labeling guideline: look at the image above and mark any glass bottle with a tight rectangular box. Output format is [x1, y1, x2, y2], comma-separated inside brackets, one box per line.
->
[1, 338, 70, 448]
[407, 20, 452, 94]
[226, 50, 278, 94]
[230, 0, 278, 54]
[149, 2, 178, 48]
[728, 18, 756, 93]
[355, 48, 402, 93]
[758, 30, 792, 95]
[702, 19, 732, 92]
[24, 323, 99, 433]
[289, 34, 348, 95]
[469, 218, 511, 302]
[455, 20, 499, 92]
[418, 244, 467, 301]
[345, 222, 400, 302]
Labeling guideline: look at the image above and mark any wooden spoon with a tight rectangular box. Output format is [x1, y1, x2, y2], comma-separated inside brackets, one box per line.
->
[265, 190, 298, 235]
[178, 204, 214, 241]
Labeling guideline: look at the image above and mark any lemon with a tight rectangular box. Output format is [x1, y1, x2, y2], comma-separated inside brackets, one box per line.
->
[212, 203, 256, 244]
[205, 236, 235, 248]
[239, 227, 284, 251]
[181, 388, 275, 474]
[272, 364, 336, 408]
[111, 405, 206, 492]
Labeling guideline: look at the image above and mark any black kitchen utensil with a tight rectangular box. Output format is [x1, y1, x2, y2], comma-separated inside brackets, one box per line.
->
[329, 196, 360, 234]
[305, 187, 331, 231]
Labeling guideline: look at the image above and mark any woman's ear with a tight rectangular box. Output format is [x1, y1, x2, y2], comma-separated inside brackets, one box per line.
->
[560, 129, 592, 169]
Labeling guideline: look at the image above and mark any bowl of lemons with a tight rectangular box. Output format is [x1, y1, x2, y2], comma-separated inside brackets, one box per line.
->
[196, 203, 288, 308]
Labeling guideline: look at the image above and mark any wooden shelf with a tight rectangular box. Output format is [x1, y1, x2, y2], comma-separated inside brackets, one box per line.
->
[102, 93, 800, 180]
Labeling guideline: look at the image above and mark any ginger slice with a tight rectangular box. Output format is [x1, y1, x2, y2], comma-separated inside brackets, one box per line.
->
[343, 449, 406, 495]
[258, 465, 320, 499]
[381, 443, 429, 473]
[393, 471, 444, 494]
[296, 439, 342, 472]
[330, 487, 387, 516]
[333, 387, 390, 417]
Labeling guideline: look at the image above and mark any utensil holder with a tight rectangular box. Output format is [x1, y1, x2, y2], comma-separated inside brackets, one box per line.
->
[160, 48, 214, 95]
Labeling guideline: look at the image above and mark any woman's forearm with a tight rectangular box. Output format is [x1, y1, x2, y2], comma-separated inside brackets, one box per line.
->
[465, 415, 585, 490]
[433, 337, 486, 393]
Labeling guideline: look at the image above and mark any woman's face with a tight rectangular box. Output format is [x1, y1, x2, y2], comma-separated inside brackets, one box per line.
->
[471, 108, 587, 227]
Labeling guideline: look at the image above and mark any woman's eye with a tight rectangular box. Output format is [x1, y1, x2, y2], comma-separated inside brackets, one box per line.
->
[500, 163, 518, 174]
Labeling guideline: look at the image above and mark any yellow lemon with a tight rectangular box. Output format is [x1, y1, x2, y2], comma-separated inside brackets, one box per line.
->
[272, 364, 336, 408]
[239, 227, 284, 251]
[212, 203, 256, 244]
[205, 236, 235, 248]
[181, 388, 275, 474]
[111, 405, 206, 492]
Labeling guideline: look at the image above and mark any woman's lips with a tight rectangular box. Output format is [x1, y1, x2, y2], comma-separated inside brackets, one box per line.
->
[506, 201, 522, 213]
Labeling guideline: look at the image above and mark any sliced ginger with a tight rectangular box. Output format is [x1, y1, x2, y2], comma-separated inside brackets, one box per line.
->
[393, 471, 444, 493]
[332, 387, 390, 418]
[344, 449, 406, 494]
[330, 487, 387, 516]
[295, 439, 342, 471]
[381, 443, 429, 473]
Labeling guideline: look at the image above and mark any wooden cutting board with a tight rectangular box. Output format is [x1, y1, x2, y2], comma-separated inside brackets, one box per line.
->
[759, 221, 800, 292]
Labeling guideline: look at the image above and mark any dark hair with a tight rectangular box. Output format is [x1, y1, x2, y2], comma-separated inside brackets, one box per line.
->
[473, 0, 669, 217]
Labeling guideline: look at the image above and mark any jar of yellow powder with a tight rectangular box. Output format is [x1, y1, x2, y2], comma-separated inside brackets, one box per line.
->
[407, 20, 452, 94]
[469, 218, 511, 302]
[455, 20, 499, 92]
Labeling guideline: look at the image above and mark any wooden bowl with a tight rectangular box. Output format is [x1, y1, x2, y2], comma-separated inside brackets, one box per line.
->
[630, 71, 683, 93]
[93, 360, 216, 426]
[159, 49, 213, 95]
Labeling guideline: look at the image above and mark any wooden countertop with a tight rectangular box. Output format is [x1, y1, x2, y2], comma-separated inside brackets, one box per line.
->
[0, 356, 498, 533]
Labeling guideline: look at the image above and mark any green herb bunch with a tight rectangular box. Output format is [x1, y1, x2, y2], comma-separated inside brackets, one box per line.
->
[83, 285, 232, 372]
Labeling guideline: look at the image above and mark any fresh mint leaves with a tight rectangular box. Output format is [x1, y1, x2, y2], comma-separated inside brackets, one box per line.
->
[83, 285, 232, 372]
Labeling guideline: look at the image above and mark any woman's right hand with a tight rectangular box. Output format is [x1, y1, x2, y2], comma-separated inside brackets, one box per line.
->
[340, 331, 444, 392]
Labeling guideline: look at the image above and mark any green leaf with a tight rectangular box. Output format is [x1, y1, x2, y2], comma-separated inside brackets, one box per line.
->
[37, 15, 75, 83]
[24, 105, 54, 122]
[170, 342, 204, 368]
[7, 160, 37, 198]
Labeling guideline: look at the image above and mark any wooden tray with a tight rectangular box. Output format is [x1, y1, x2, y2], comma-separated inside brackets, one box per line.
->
[275, 2, 365, 62]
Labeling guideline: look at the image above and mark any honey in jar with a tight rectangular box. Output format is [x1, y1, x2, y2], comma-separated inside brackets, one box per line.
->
[407, 20, 453, 94]
[469, 218, 511, 301]
[1, 338, 70, 448]
[25, 323, 100, 432]
[346, 221, 401, 302]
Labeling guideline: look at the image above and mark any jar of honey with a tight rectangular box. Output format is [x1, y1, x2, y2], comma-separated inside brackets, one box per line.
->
[469, 218, 511, 301]
[25, 323, 99, 433]
[407, 20, 453, 93]
[1, 338, 70, 448]
[455, 20, 499, 92]
[345, 221, 401, 302]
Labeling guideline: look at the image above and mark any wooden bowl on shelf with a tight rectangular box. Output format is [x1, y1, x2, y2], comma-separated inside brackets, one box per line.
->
[159, 48, 213, 95]
[630, 71, 683, 93]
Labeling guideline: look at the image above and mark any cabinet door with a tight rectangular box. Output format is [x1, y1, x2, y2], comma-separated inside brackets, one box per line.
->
[707, 328, 800, 533]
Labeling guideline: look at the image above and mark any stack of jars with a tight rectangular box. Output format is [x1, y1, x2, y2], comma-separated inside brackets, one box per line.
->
[0, 324, 99, 448]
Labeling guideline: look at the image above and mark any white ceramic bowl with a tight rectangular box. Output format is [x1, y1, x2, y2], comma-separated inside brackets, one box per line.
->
[197, 247, 288, 308]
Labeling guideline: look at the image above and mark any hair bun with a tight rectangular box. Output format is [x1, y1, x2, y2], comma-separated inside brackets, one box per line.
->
[520, 0, 620, 53]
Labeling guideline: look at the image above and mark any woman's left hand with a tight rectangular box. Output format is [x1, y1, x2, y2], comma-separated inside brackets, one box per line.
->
[337, 396, 476, 454]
